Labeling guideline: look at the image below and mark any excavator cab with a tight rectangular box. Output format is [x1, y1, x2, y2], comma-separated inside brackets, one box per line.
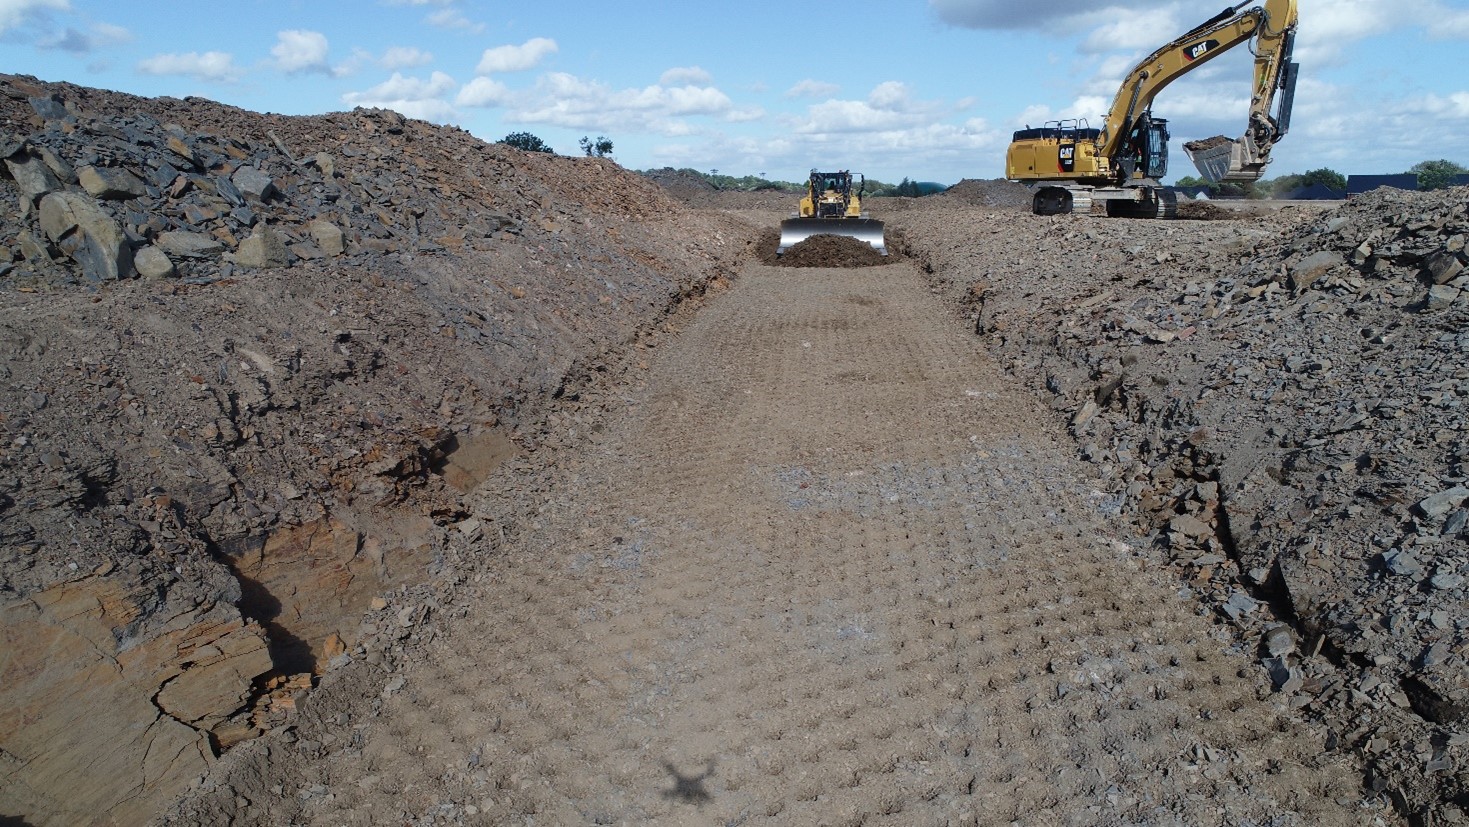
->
[1120, 114, 1169, 182]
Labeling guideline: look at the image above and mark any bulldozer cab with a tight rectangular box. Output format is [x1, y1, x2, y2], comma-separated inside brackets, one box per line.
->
[816, 172, 852, 195]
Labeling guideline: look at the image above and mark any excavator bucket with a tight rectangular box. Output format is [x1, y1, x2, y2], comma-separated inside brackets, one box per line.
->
[776, 218, 887, 256]
[1185, 135, 1268, 182]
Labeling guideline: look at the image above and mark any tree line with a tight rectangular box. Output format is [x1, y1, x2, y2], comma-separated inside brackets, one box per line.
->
[1175, 159, 1468, 198]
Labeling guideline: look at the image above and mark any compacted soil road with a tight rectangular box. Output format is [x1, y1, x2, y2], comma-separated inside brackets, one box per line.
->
[179, 259, 1378, 826]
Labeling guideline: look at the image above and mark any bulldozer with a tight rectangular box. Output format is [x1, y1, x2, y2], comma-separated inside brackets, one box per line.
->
[777, 170, 887, 255]
[1005, 0, 1299, 217]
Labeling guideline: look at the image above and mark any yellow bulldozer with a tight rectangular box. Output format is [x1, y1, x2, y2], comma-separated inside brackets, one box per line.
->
[777, 170, 887, 255]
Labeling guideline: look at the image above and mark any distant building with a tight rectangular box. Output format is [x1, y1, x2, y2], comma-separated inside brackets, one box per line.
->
[1346, 174, 1419, 197]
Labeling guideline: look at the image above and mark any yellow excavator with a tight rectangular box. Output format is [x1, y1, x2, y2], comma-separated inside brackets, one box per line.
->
[777, 170, 887, 255]
[1006, 0, 1299, 217]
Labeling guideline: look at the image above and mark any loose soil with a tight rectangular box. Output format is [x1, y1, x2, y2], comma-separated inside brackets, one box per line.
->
[165, 259, 1371, 827]
[3, 75, 1465, 827]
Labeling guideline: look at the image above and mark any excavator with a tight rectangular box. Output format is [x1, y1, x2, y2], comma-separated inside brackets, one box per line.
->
[777, 170, 887, 255]
[1005, 0, 1299, 217]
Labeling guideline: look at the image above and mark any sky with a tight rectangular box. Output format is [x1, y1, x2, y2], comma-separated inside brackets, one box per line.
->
[3, 0, 1469, 186]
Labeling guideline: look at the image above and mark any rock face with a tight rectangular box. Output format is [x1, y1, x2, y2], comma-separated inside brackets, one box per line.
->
[1, 576, 271, 826]
[0, 72, 751, 826]
[893, 186, 1469, 824]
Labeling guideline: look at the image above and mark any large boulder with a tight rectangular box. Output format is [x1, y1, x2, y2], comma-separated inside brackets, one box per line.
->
[37, 191, 134, 280]
[78, 165, 147, 200]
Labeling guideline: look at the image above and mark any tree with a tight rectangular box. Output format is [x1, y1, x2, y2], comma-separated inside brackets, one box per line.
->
[1408, 159, 1469, 191]
[1298, 168, 1347, 192]
[894, 177, 922, 198]
[579, 135, 614, 157]
[499, 132, 554, 153]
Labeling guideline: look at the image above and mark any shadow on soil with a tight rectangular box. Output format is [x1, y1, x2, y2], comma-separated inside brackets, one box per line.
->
[661, 759, 716, 805]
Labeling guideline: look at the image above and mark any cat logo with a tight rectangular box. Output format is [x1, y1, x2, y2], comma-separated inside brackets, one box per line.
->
[1184, 39, 1220, 61]
[1059, 145, 1076, 172]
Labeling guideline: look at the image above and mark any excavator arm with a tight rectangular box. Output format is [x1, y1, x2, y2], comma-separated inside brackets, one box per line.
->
[1096, 0, 1299, 182]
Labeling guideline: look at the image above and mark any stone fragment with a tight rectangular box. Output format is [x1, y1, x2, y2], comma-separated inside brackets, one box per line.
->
[233, 227, 290, 268]
[1221, 591, 1259, 622]
[1445, 508, 1468, 537]
[5, 153, 62, 206]
[1425, 251, 1464, 285]
[231, 166, 277, 201]
[166, 135, 198, 168]
[308, 219, 345, 256]
[1170, 513, 1213, 540]
[134, 245, 175, 279]
[1430, 572, 1464, 591]
[38, 191, 134, 280]
[32, 144, 75, 183]
[77, 165, 146, 200]
[158, 231, 224, 259]
[17, 229, 52, 264]
[1289, 251, 1342, 290]
[1416, 486, 1469, 520]
[215, 175, 245, 206]
[1383, 549, 1423, 578]
[1264, 656, 1303, 693]
[29, 95, 70, 122]
[1425, 284, 1461, 311]
[1264, 624, 1296, 657]
[155, 625, 273, 729]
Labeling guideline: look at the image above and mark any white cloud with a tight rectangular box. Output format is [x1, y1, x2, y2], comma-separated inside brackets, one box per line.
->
[381, 46, 433, 69]
[137, 50, 240, 83]
[660, 66, 712, 86]
[342, 70, 457, 122]
[38, 19, 129, 53]
[1398, 90, 1469, 120]
[271, 29, 330, 74]
[426, 7, 483, 33]
[499, 71, 742, 134]
[929, 0, 1174, 32]
[793, 82, 945, 134]
[456, 76, 509, 107]
[0, 0, 68, 33]
[1080, 11, 1182, 54]
[475, 37, 557, 74]
[787, 79, 840, 98]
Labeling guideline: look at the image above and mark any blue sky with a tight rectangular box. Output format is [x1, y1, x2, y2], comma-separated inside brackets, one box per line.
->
[3, 0, 1468, 185]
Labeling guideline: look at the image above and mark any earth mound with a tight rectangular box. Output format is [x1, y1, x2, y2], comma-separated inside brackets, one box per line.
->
[940, 178, 1031, 209]
[0, 72, 751, 826]
[755, 228, 897, 267]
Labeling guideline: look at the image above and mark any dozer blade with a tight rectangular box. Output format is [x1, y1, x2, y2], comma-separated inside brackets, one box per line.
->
[1184, 135, 1267, 183]
[777, 218, 887, 256]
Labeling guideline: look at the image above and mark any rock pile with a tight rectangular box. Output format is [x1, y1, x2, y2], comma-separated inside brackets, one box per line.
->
[894, 188, 1469, 822]
[0, 73, 752, 826]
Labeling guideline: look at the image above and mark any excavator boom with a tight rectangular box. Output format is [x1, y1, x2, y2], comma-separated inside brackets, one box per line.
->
[1096, 0, 1298, 182]
[1004, 0, 1299, 215]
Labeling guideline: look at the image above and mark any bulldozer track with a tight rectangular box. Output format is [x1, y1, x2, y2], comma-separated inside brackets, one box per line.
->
[244, 260, 1371, 826]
